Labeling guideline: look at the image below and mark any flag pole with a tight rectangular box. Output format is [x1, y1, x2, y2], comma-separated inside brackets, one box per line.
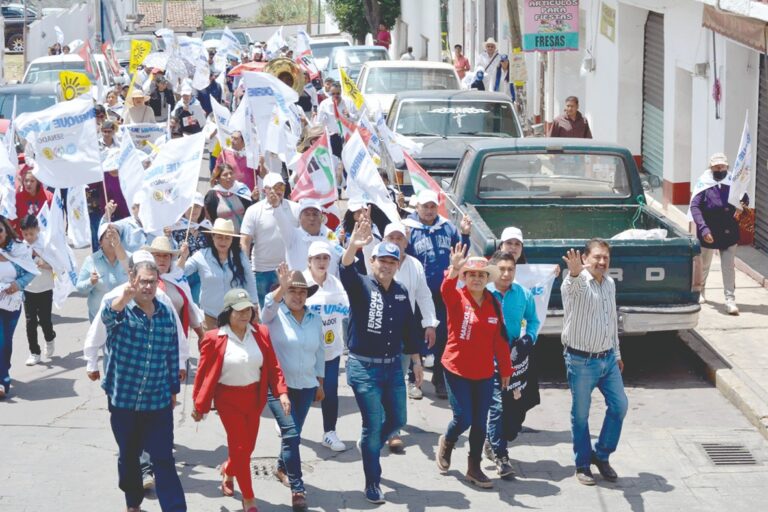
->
[183, 196, 196, 243]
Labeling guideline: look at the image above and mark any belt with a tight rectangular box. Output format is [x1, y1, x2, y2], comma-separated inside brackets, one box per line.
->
[349, 353, 399, 364]
[565, 346, 613, 359]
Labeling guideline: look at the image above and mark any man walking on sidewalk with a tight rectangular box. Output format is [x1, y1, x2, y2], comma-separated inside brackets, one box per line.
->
[561, 240, 628, 486]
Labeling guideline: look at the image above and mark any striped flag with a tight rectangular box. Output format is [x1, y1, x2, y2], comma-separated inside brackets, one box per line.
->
[404, 152, 448, 218]
[291, 133, 337, 203]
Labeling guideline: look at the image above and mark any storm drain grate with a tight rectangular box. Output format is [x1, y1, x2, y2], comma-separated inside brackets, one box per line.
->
[251, 457, 316, 480]
[701, 443, 757, 466]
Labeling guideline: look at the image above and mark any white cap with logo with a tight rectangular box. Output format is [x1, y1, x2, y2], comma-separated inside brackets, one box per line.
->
[500, 226, 524, 244]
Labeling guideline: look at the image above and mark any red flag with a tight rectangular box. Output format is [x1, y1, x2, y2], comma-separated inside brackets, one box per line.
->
[404, 152, 448, 218]
[101, 42, 121, 75]
[291, 133, 338, 203]
[78, 41, 99, 79]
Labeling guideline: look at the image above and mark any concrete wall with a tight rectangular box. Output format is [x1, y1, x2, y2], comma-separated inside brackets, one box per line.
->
[396, 0, 441, 61]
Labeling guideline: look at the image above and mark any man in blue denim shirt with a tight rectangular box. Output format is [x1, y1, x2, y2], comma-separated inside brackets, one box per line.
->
[96, 260, 187, 512]
[340, 219, 423, 505]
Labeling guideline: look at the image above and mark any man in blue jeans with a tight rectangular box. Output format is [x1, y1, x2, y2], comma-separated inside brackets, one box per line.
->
[340, 219, 423, 505]
[561, 240, 628, 486]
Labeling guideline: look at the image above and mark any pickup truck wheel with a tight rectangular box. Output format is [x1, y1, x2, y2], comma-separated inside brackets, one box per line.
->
[7, 34, 24, 53]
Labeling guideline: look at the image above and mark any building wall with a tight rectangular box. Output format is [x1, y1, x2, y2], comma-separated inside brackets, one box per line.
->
[397, 0, 441, 61]
[27, 2, 96, 61]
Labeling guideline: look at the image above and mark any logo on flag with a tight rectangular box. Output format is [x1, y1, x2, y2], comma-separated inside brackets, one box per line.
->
[339, 67, 365, 110]
[59, 71, 91, 101]
[292, 133, 337, 203]
[129, 39, 152, 73]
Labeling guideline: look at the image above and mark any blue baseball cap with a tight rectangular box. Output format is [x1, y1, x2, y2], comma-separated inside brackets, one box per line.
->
[373, 242, 400, 260]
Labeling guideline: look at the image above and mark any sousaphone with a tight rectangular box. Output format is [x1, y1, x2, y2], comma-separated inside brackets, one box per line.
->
[265, 57, 305, 93]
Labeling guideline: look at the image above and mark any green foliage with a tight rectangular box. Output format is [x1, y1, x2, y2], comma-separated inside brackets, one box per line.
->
[327, 0, 400, 42]
[203, 15, 226, 29]
[256, 0, 310, 25]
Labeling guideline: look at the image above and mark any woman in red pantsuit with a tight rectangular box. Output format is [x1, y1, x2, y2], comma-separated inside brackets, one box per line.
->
[192, 288, 291, 512]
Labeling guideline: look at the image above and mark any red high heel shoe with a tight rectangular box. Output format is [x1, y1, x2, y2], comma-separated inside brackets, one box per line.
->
[220, 465, 235, 497]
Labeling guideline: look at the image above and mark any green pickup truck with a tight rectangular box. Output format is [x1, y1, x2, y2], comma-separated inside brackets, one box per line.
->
[445, 138, 702, 335]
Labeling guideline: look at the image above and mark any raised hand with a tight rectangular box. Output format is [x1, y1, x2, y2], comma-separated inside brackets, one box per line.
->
[459, 214, 472, 235]
[562, 249, 589, 277]
[266, 187, 280, 208]
[449, 242, 469, 270]
[121, 277, 138, 303]
[349, 219, 373, 249]
[276, 262, 292, 289]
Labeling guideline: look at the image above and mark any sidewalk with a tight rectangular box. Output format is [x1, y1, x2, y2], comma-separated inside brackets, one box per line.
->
[646, 195, 768, 439]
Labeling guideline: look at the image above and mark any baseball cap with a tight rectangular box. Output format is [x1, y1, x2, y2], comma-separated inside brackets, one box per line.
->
[709, 152, 728, 167]
[308, 241, 331, 258]
[298, 199, 324, 215]
[500, 226, 524, 244]
[223, 288, 255, 311]
[373, 242, 400, 260]
[180, 84, 193, 96]
[193, 192, 205, 207]
[383, 223, 407, 238]
[416, 189, 439, 206]
[97, 222, 122, 241]
[263, 173, 284, 188]
[130, 250, 155, 265]
[347, 199, 368, 212]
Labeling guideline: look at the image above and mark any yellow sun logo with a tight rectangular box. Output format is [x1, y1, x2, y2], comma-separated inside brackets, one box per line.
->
[59, 71, 91, 101]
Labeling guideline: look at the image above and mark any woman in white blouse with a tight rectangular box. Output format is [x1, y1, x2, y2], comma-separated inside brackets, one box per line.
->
[192, 288, 289, 512]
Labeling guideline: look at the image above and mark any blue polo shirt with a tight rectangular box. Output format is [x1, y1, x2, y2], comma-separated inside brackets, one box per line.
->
[339, 263, 420, 358]
[488, 282, 541, 343]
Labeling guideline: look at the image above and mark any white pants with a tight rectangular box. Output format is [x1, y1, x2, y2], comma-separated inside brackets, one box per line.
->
[701, 244, 737, 301]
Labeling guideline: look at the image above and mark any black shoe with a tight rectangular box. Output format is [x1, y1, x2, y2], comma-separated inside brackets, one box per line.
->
[575, 467, 596, 486]
[483, 439, 495, 462]
[433, 380, 448, 399]
[494, 456, 515, 479]
[590, 454, 618, 482]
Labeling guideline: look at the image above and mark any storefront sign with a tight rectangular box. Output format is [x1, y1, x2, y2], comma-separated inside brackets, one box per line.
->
[600, 2, 616, 42]
[522, 0, 580, 52]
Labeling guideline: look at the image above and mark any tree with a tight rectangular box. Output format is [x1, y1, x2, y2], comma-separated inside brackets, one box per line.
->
[327, 0, 400, 43]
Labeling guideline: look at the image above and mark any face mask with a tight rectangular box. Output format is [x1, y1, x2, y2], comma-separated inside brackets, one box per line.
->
[712, 171, 727, 181]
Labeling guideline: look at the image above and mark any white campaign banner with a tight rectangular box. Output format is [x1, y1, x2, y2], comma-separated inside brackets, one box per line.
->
[66, 184, 91, 248]
[0, 135, 16, 220]
[342, 130, 399, 223]
[116, 130, 146, 207]
[210, 96, 234, 149]
[242, 71, 299, 142]
[228, 99, 260, 169]
[728, 113, 753, 209]
[138, 132, 205, 234]
[514, 264, 557, 333]
[124, 123, 167, 154]
[15, 98, 102, 188]
[41, 190, 78, 308]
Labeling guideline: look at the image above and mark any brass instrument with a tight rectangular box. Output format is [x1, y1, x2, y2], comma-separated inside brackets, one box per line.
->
[264, 57, 305, 94]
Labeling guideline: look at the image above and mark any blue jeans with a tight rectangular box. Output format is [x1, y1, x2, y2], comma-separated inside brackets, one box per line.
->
[486, 372, 528, 458]
[187, 272, 201, 305]
[321, 357, 341, 433]
[108, 403, 186, 511]
[565, 350, 628, 468]
[346, 356, 406, 487]
[0, 308, 22, 394]
[254, 270, 279, 309]
[268, 386, 316, 493]
[444, 369, 494, 460]
[89, 209, 102, 252]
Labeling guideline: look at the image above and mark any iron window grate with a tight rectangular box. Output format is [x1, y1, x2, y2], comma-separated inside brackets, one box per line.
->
[700, 443, 757, 466]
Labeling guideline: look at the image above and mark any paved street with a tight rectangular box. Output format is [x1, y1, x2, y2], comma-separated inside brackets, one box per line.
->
[1, 244, 767, 512]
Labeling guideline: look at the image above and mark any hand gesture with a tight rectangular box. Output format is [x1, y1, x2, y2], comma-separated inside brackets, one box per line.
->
[121, 277, 138, 303]
[337, 226, 346, 246]
[459, 214, 472, 235]
[163, 226, 172, 238]
[449, 242, 469, 270]
[562, 249, 588, 277]
[349, 220, 373, 249]
[276, 262, 292, 289]
[105, 200, 117, 219]
[178, 242, 190, 261]
[396, 192, 405, 209]
[89, 270, 100, 285]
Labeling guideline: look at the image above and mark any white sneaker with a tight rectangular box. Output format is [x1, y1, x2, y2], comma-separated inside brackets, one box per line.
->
[408, 382, 423, 400]
[423, 354, 435, 368]
[322, 431, 347, 452]
[699, 291, 706, 304]
[44, 341, 55, 359]
[25, 354, 41, 366]
[726, 301, 739, 315]
[142, 473, 155, 490]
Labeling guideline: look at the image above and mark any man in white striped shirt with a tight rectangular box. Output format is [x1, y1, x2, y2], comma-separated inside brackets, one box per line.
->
[561, 239, 628, 486]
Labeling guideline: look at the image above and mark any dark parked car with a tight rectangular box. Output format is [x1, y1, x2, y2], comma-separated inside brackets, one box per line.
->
[3, 3, 39, 53]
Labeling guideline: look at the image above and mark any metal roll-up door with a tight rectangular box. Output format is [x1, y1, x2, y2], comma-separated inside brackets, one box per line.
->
[755, 55, 768, 254]
[641, 12, 665, 177]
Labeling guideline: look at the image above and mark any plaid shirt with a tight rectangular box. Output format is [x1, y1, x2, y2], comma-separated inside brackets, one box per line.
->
[101, 297, 180, 411]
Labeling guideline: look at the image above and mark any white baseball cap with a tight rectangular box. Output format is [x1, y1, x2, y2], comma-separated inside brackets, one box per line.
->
[383, 223, 407, 238]
[709, 152, 728, 167]
[501, 226, 524, 244]
[416, 189, 439, 206]
[347, 199, 368, 212]
[263, 173, 284, 188]
[131, 250, 155, 265]
[181, 84, 193, 96]
[298, 199, 324, 215]
[193, 192, 205, 207]
[308, 240, 331, 258]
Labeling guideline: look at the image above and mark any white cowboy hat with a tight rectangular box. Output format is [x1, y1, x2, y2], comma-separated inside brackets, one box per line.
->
[201, 218, 244, 238]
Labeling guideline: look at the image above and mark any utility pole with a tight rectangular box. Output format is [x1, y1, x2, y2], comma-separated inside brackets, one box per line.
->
[162, 0, 168, 28]
[317, 0, 321, 34]
[307, 0, 312, 33]
[22, 0, 28, 71]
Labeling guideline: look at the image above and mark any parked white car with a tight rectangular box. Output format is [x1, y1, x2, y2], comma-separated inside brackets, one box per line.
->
[356, 61, 461, 117]
[22, 55, 115, 101]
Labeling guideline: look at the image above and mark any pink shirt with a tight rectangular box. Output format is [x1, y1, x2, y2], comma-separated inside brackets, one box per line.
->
[375, 30, 391, 49]
[216, 150, 256, 192]
[454, 55, 470, 79]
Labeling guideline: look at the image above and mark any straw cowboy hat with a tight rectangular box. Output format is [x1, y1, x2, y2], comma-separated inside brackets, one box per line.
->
[286, 270, 319, 298]
[460, 256, 500, 282]
[129, 89, 149, 101]
[201, 218, 244, 238]
[142, 236, 179, 256]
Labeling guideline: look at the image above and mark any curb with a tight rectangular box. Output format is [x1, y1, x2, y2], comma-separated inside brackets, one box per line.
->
[679, 329, 768, 440]
[735, 256, 768, 289]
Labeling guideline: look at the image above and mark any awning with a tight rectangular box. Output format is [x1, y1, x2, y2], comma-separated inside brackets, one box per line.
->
[702, 4, 768, 53]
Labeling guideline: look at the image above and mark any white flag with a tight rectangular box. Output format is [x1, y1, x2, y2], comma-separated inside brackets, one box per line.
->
[41, 190, 78, 309]
[242, 71, 299, 137]
[229, 99, 260, 168]
[342, 130, 399, 223]
[265, 26, 285, 59]
[15, 98, 102, 188]
[138, 132, 205, 234]
[54, 26, 65, 46]
[210, 96, 233, 149]
[514, 264, 557, 334]
[728, 113, 753, 209]
[221, 26, 242, 60]
[5, 97, 18, 168]
[66, 185, 91, 248]
[0, 134, 16, 220]
[116, 130, 146, 206]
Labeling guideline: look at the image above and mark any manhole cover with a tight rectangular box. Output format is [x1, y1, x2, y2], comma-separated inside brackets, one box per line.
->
[251, 457, 316, 480]
[700, 443, 757, 466]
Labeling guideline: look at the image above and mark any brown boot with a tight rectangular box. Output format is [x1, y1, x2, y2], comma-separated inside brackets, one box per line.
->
[436, 434, 455, 472]
[465, 455, 493, 488]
